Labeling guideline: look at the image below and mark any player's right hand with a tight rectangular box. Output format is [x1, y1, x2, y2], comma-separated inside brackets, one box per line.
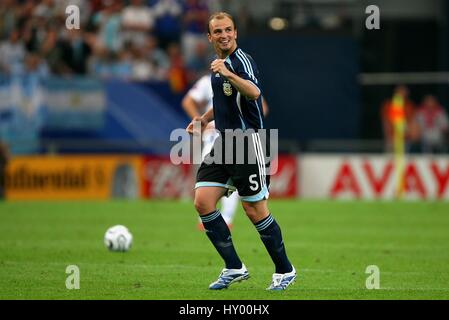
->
[211, 59, 232, 78]
[186, 116, 207, 135]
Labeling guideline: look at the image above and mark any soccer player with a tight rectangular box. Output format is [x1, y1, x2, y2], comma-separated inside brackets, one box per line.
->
[182, 73, 269, 230]
[186, 12, 296, 291]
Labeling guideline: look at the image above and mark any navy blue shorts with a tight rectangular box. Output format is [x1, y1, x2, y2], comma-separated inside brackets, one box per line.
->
[195, 131, 270, 202]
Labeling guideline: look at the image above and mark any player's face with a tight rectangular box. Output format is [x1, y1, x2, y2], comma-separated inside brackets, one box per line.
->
[208, 17, 237, 56]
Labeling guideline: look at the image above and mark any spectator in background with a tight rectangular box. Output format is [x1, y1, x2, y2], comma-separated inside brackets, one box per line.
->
[0, 0, 20, 39]
[121, 0, 155, 48]
[112, 48, 133, 80]
[39, 27, 69, 74]
[89, 47, 116, 79]
[92, 0, 123, 53]
[88, 0, 106, 15]
[131, 45, 157, 81]
[0, 28, 25, 74]
[59, 29, 92, 74]
[181, 0, 209, 66]
[33, 0, 57, 21]
[0, 142, 9, 200]
[153, 0, 182, 50]
[21, 17, 40, 53]
[186, 40, 210, 82]
[143, 35, 170, 80]
[167, 42, 188, 93]
[14, 0, 36, 31]
[23, 52, 49, 79]
[381, 85, 420, 153]
[415, 95, 449, 154]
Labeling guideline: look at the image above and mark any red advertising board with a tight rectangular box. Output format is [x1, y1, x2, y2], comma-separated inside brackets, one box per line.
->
[269, 155, 298, 198]
[142, 156, 195, 199]
[142, 155, 298, 199]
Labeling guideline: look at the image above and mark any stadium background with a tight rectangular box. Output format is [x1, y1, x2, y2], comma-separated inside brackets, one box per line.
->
[1, 0, 449, 300]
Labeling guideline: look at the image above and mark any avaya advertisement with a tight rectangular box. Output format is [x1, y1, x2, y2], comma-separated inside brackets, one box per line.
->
[301, 155, 449, 200]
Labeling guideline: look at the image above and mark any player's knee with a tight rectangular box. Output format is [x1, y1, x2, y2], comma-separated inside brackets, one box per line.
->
[194, 197, 215, 215]
[242, 200, 269, 223]
[242, 201, 258, 220]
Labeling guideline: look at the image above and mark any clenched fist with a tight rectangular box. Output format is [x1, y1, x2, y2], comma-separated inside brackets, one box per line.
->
[211, 59, 232, 78]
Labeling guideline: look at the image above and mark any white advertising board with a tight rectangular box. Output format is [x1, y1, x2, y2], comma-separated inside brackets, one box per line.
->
[300, 154, 449, 200]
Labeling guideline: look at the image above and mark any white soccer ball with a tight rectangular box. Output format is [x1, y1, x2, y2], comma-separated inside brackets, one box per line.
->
[104, 225, 133, 252]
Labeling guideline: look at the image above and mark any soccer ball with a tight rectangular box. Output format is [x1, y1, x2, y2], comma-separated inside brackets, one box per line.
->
[104, 225, 133, 252]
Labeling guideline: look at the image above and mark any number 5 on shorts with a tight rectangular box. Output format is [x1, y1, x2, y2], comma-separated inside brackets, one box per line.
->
[249, 174, 259, 191]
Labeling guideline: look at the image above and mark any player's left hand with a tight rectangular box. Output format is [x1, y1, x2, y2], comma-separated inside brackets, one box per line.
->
[211, 59, 232, 78]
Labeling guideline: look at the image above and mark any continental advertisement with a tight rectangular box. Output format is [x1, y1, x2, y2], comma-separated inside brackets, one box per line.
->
[5, 155, 142, 200]
[5, 154, 298, 200]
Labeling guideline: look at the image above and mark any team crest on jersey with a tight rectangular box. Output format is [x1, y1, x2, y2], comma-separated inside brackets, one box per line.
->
[223, 81, 232, 96]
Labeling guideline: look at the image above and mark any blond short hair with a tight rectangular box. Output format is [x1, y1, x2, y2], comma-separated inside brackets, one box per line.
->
[207, 12, 236, 34]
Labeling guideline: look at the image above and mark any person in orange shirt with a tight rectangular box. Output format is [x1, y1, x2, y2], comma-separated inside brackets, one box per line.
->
[381, 85, 420, 152]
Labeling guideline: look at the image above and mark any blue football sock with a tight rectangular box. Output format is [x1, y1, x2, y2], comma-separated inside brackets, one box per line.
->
[201, 210, 242, 270]
[254, 214, 293, 274]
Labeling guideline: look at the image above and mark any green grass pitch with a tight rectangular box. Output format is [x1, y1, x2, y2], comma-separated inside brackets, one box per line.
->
[0, 200, 448, 300]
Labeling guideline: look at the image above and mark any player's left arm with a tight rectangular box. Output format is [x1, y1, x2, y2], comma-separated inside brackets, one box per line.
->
[211, 59, 260, 100]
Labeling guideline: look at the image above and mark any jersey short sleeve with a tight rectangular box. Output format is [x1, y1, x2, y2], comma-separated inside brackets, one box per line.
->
[229, 49, 261, 95]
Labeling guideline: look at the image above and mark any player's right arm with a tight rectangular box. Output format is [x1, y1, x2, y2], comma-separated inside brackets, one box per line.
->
[211, 59, 260, 100]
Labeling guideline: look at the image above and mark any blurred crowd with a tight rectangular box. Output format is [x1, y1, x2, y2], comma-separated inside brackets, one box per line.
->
[0, 0, 227, 92]
[381, 85, 449, 154]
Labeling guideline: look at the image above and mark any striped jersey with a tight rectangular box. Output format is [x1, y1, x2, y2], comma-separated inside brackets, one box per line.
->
[211, 47, 265, 131]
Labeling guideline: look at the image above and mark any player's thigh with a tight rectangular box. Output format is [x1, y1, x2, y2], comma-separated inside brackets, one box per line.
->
[194, 186, 227, 215]
[195, 159, 231, 215]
